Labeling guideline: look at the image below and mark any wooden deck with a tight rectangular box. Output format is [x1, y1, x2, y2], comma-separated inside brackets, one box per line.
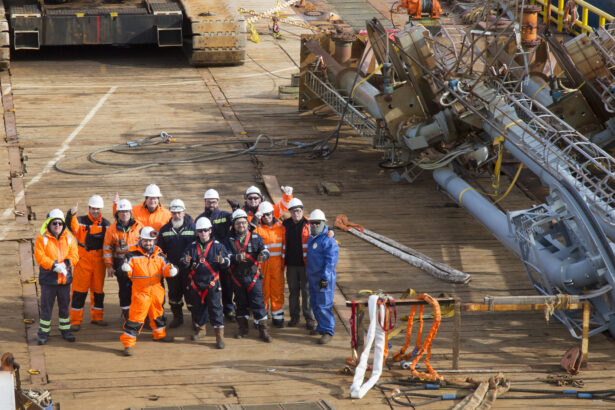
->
[0, 0, 614, 409]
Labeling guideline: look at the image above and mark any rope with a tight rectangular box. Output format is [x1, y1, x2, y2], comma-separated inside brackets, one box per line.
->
[351, 64, 383, 98]
[545, 294, 573, 321]
[334, 214, 364, 232]
[493, 163, 523, 205]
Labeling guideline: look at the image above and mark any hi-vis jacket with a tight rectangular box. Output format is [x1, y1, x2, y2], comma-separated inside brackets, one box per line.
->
[113, 201, 172, 232]
[255, 219, 285, 269]
[34, 229, 79, 286]
[103, 219, 143, 269]
[242, 192, 293, 222]
[66, 211, 111, 257]
[124, 245, 174, 291]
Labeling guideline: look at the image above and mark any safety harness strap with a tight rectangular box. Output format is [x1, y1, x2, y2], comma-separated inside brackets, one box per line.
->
[189, 241, 218, 303]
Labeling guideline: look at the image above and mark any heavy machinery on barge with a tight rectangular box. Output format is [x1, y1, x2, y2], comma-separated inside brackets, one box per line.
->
[0, 0, 246, 68]
[299, 0, 615, 339]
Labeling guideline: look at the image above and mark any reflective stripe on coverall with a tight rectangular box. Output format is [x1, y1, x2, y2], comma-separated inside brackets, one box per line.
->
[66, 211, 110, 324]
[255, 219, 285, 321]
[120, 244, 173, 348]
[34, 227, 79, 337]
[103, 219, 143, 311]
[306, 225, 339, 336]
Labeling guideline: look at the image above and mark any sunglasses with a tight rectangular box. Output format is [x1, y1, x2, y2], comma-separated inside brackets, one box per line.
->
[290, 208, 303, 213]
[261, 212, 273, 217]
[51, 221, 64, 226]
[246, 196, 260, 200]
[197, 228, 211, 233]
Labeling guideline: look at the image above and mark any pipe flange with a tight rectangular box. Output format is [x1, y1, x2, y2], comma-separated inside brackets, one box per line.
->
[332, 28, 357, 43]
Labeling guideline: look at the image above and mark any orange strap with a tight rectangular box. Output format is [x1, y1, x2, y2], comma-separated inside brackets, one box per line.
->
[334, 214, 364, 233]
[392, 293, 443, 381]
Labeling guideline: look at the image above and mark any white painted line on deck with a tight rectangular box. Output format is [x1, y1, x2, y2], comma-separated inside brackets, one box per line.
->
[13, 80, 202, 89]
[0, 86, 117, 240]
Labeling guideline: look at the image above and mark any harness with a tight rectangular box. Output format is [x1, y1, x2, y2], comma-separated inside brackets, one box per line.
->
[189, 241, 218, 303]
[230, 232, 260, 292]
[77, 216, 108, 251]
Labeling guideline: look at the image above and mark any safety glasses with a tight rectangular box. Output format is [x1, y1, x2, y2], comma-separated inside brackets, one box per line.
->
[246, 196, 260, 201]
[196, 228, 211, 233]
[50, 221, 64, 226]
[262, 212, 273, 217]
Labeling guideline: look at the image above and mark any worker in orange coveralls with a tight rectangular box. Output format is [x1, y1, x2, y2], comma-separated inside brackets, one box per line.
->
[113, 184, 172, 232]
[66, 195, 111, 331]
[120, 226, 177, 356]
[254, 201, 286, 328]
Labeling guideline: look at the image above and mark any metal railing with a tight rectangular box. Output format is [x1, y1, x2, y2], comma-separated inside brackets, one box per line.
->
[303, 70, 378, 141]
[531, 0, 615, 34]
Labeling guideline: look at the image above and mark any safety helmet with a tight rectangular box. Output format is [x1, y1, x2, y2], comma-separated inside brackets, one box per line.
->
[140, 226, 158, 240]
[169, 199, 186, 212]
[204, 189, 220, 200]
[88, 195, 104, 209]
[116, 199, 132, 212]
[245, 186, 262, 198]
[195, 217, 212, 230]
[308, 209, 326, 222]
[258, 201, 274, 215]
[288, 198, 303, 210]
[232, 209, 248, 221]
[47, 208, 65, 222]
[143, 184, 162, 198]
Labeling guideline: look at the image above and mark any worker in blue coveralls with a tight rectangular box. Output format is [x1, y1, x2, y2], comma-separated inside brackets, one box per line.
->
[306, 209, 339, 345]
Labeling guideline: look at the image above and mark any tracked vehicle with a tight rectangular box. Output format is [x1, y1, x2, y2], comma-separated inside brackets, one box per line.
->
[0, 0, 246, 68]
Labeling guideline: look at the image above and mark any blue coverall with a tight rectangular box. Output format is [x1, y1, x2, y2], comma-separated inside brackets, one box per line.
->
[306, 226, 339, 336]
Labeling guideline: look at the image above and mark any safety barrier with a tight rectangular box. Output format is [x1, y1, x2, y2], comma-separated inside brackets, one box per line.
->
[531, 0, 614, 34]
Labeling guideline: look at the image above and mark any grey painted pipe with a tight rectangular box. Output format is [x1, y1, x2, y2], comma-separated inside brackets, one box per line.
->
[433, 167, 596, 288]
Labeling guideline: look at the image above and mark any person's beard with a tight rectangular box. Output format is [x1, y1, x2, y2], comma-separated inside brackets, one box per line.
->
[172, 218, 184, 229]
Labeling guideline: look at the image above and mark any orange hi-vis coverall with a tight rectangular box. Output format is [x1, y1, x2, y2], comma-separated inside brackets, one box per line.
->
[132, 202, 171, 232]
[255, 218, 285, 324]
[66, 211, 110, 324]
[243, 192, 293, 223]
[120, 244, 174, 348]
[103, 219, 143, 311]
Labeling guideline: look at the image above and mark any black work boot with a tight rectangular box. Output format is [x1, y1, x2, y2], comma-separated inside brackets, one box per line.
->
[273, 318, 285, 328]
[305, 319, 316, 331]
[287, 317, 299, 327]
[215, 327, 225, 349]
[169, 305, 184, 328]
[258, 321, 272, 343]
[235, 317, 249, 339]
[224, 311, 236, 323]
[61, 331, 76, 342]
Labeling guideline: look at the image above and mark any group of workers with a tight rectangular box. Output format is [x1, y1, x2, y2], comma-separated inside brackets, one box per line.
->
[34, 184, 339, 356]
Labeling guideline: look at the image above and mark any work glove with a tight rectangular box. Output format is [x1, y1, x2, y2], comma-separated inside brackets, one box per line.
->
[106, 266, 115, 278]
[121, 263, 131, 273]
[169, 266, 178, 277]
[280, 186, 293, 195]
[257, 251, 268, 262]
[227, 199, 240, 211]
[319, 279, 329, 289]
[53, 262, 67, 275]
[254, 212, 263, 220]
[216, 252, 225, 264]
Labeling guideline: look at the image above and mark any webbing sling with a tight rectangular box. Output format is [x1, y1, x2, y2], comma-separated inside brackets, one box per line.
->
[230, 232, 260, 292]
[189, 241, 218, 303]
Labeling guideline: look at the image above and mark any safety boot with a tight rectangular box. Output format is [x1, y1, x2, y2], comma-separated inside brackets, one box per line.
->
[123, 347, 133, 356]
[224, 311, 236, 323]
[258, 321, 272, 343]
[215, 327, 225, 349]
[37, 336, 48, 345]
[154, 335, 175, 343]
[191, 325, 206, 341]
[306, 320, 316, 331]
[273, 318, 285, 328]
[319, 333, 333, 344]
[235, 317, 249, 339]
[169, 305, 184, 328]
[61, 331, 76, 342]
[91, 320, 108, 327]
[70, 324, 81, 332]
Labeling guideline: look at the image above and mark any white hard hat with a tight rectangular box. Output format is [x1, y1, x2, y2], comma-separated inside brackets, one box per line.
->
[245, 186, 262, 198]
[204, 189, 220, 200]
[48, 208, 65, 222]
[258, 201, 274, 215]
[308, 209, 326, 222]
[140, 226, 158, 240]
[116, 199, 132, 212]
[169, 199, 186, 212]
[196, 217, 212, 230]
[232, 209, 249, 221]
[288, 198, 303, 210]
[88, 195, 104, 209]
[143, 184, 162, 197]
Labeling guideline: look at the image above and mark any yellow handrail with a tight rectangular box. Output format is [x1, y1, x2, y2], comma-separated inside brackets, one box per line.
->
[531, 0, 615, 35]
